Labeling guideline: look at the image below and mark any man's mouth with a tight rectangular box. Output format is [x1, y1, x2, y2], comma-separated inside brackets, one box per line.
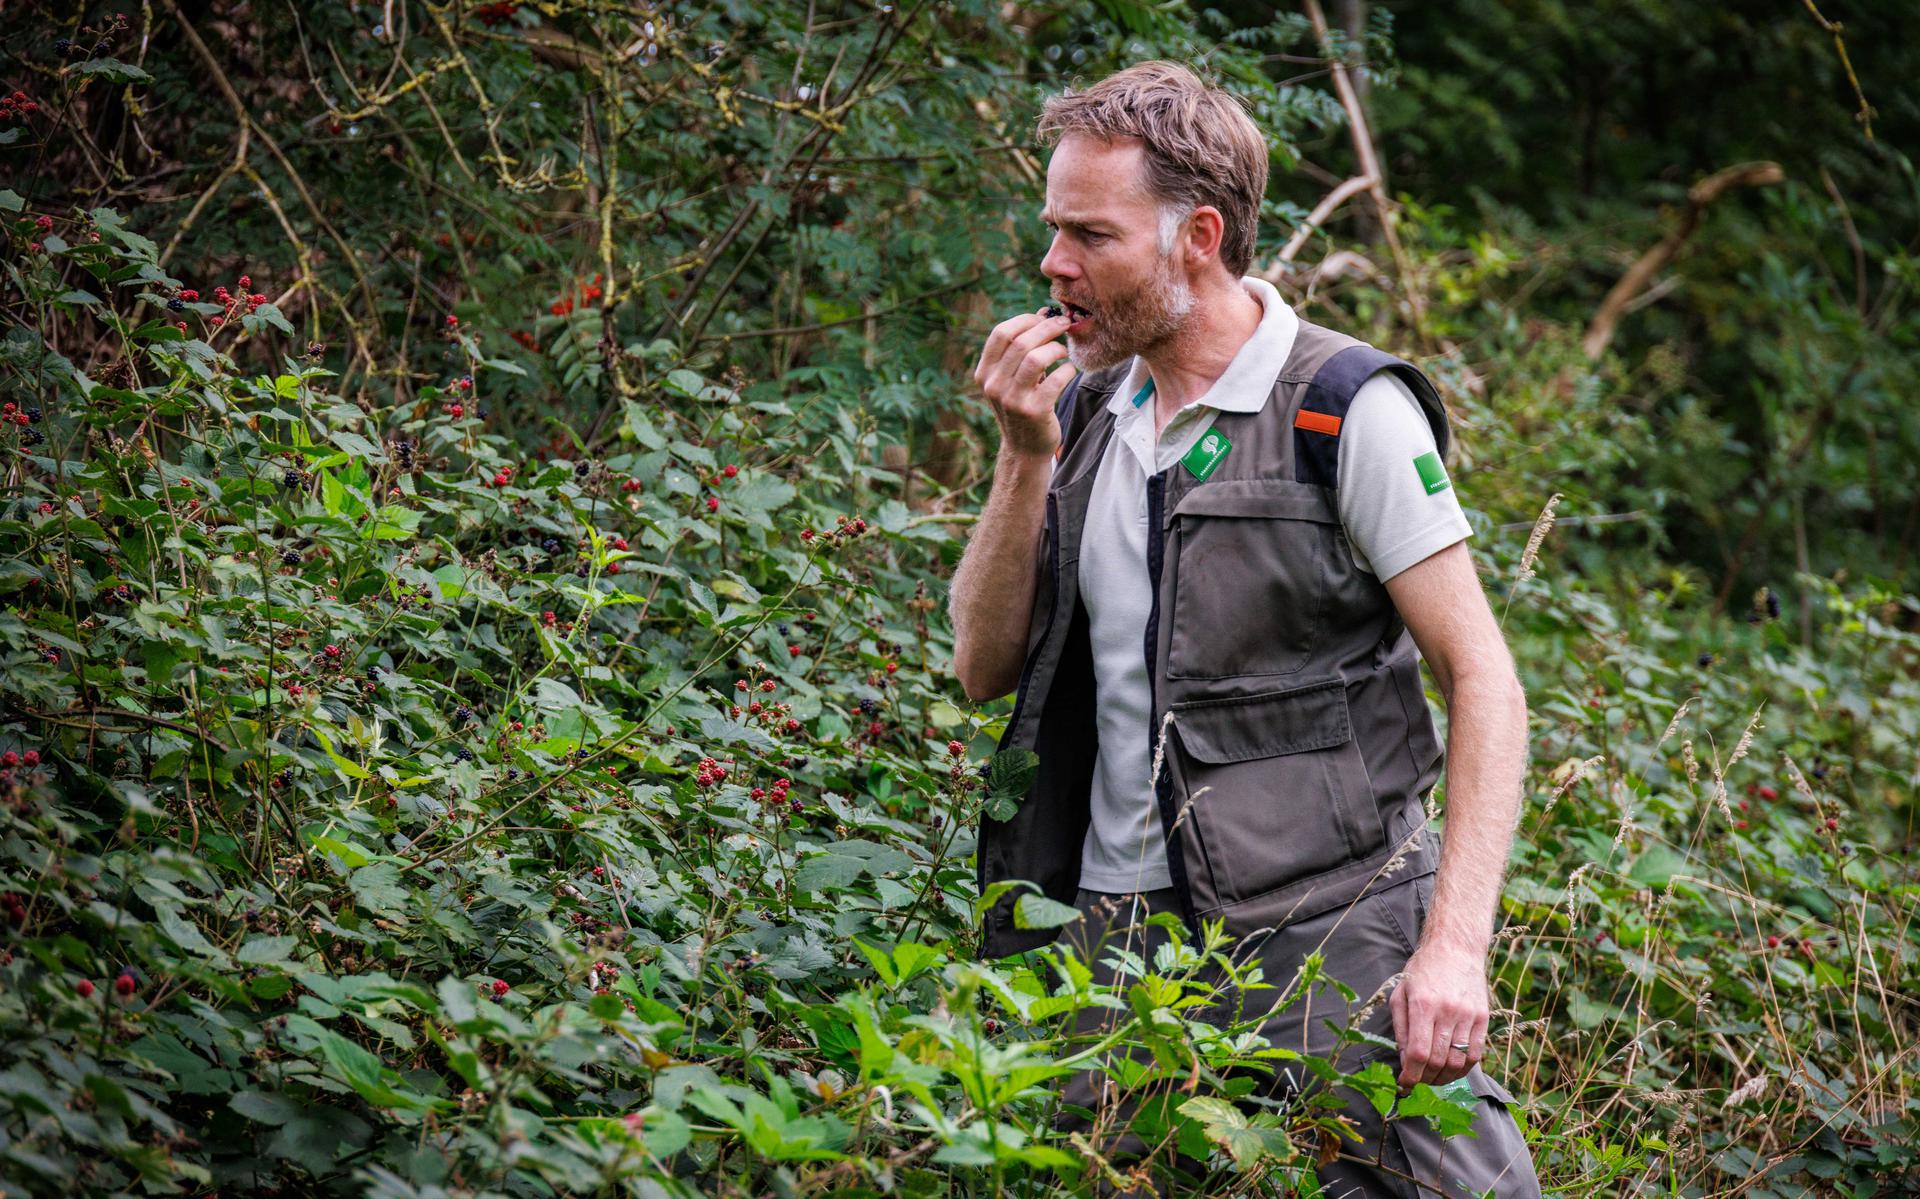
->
[1060, 301, 1094, 333]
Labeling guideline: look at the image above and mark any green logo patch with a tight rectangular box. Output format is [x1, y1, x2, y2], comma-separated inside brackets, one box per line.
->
[1182, 428, 1232, 481]
[1413, 450, 1450, 495]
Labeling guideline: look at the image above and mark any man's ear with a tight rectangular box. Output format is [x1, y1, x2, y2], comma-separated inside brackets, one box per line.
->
[1181, 205, 1226, 268]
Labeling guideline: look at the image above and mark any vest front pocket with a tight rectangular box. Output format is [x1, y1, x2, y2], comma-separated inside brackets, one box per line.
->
[1164, 479, 1337, 681]
[1165, 680, 1386, 916]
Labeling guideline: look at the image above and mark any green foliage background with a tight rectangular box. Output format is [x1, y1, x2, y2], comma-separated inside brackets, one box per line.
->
[0, 1, 1914, 1196]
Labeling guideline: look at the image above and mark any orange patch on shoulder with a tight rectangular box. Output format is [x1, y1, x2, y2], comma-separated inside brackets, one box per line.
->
[1295, 409, 1343, 436]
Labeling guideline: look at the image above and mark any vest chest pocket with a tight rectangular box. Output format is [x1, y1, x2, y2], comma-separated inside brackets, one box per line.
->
[1165, 479, 1338, 681]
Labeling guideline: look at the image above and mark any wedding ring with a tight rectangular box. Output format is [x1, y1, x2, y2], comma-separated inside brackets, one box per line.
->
[1450, 1042, 1471, 1053]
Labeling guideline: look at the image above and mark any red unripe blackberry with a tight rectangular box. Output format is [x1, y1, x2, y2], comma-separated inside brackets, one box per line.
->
[76, 979, 94, 998]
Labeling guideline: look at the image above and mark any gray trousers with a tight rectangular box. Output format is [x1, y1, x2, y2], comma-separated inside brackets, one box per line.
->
[1054, 879, 1541, 1197]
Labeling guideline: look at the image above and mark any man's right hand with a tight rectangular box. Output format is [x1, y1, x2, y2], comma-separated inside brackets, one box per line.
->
[972, 307, 1078, 460]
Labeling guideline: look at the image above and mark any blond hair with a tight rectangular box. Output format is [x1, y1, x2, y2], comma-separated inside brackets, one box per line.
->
[1035, 60, 1269, 278]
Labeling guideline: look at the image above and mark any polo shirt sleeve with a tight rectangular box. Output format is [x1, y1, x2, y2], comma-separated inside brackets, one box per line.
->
[1335, 370, 1472, 581]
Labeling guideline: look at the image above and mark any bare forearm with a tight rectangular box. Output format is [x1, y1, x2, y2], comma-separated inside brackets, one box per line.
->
[1421, 667, 1529, 958]
[948, 448, 1053, 701]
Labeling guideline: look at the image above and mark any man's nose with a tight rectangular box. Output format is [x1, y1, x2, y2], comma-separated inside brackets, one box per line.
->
[1040, 235, 1076, 283]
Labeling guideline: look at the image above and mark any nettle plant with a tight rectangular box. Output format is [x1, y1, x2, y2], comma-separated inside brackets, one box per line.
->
[0, 202, 1493, 1194]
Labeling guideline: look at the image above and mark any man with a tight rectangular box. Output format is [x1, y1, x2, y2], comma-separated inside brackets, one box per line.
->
[949, 61, 1542, 1197]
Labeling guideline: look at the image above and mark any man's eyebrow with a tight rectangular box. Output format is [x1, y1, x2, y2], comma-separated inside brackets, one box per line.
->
[1040, 210, 1114, 232]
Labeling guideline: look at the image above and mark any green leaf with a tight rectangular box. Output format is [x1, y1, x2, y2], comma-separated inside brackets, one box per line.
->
[1013, 893, 1082, 930]
[230, 1089, 302, 1126]
[982, 747, 1038, 822]
[237, 935, 299, 964]
[1396, 1078, 1479, 1138]
[349, 863, 409, 917]
[74, 57, 154, 83]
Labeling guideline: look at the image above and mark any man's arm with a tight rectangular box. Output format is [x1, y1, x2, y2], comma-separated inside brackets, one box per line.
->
[1381, 539, 1529, 1088]
[949, 449, 1052, 701]
[949, 306, 1077, 702]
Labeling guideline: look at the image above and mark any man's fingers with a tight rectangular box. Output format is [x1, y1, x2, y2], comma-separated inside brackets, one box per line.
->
[1398, 993, 1435, 1088]
[1435, 1020, 1473, 1086]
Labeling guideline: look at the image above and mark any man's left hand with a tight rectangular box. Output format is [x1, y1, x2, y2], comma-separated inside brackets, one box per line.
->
[1389, 941, 1489, 1089]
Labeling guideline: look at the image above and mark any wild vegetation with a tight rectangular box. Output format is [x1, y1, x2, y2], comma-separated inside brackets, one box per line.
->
[0, 2, 1913, 1196]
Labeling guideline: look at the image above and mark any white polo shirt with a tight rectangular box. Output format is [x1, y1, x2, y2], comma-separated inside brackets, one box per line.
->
[1067, 276, 1473, 893]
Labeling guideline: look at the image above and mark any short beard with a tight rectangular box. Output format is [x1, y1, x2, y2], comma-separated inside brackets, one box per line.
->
[1065, 243, 1196, 373]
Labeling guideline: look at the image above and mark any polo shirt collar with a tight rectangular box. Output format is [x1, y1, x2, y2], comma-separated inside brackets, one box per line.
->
[1105, 275, 1299, 418]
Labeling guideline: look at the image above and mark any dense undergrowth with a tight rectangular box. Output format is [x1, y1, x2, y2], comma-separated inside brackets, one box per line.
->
[3, 3, 1918, 1196]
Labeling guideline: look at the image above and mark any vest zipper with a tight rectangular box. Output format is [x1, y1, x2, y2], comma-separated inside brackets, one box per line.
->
[1144, 471, 1199, 934]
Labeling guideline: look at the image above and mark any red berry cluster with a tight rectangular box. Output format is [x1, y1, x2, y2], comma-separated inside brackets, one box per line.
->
[726, 671, 803, 735]
[474, 1, 521, 26]
[799, 513, 870, 547]
[198, 274, 267, 330]
[0, 90, 39, 122]
[2, 400, 42, 434]
[509, 329, 539, 352]
[115, 969, 137, 997]
[588, 958, 622, 994]
[549, 273, 604, 317]
[750, 775, 799, 814]
[692, 756, 730, 788]
[3, 892, 26, 925]
[488, 464, 514, 487]
[620, 477, 643, 493]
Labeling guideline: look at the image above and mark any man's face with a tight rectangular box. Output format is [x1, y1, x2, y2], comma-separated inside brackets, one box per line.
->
[1040, 133, 1195, 372]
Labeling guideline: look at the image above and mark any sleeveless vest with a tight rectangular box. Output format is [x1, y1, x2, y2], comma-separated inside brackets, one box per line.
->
[977, 318, 1451, 959]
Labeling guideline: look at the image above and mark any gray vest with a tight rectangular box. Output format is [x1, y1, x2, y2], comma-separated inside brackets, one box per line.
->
[977, 319, 1450, 958]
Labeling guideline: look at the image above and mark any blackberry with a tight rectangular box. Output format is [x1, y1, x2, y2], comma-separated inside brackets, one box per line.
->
[95, 40, 111, 54]
[395, 439, 415, 469]
[454, 705, 472, 723]
[1765, 589, 1781, 619]
[167, 298, 184, 312]
[858, 697, 876, 715]
[542, 538, 561, 554]
[280, 548, 302, 566]
[454, 747, 473, 762]
[54, 38, 72, 54]
[25, 408, 40, 422]
[22, 430, 42, 447]
[574, 460, 592, 479]
[1696, 652, 1713, 667]
[282, 468, 305, 488]
[777, 623, 789, 636]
